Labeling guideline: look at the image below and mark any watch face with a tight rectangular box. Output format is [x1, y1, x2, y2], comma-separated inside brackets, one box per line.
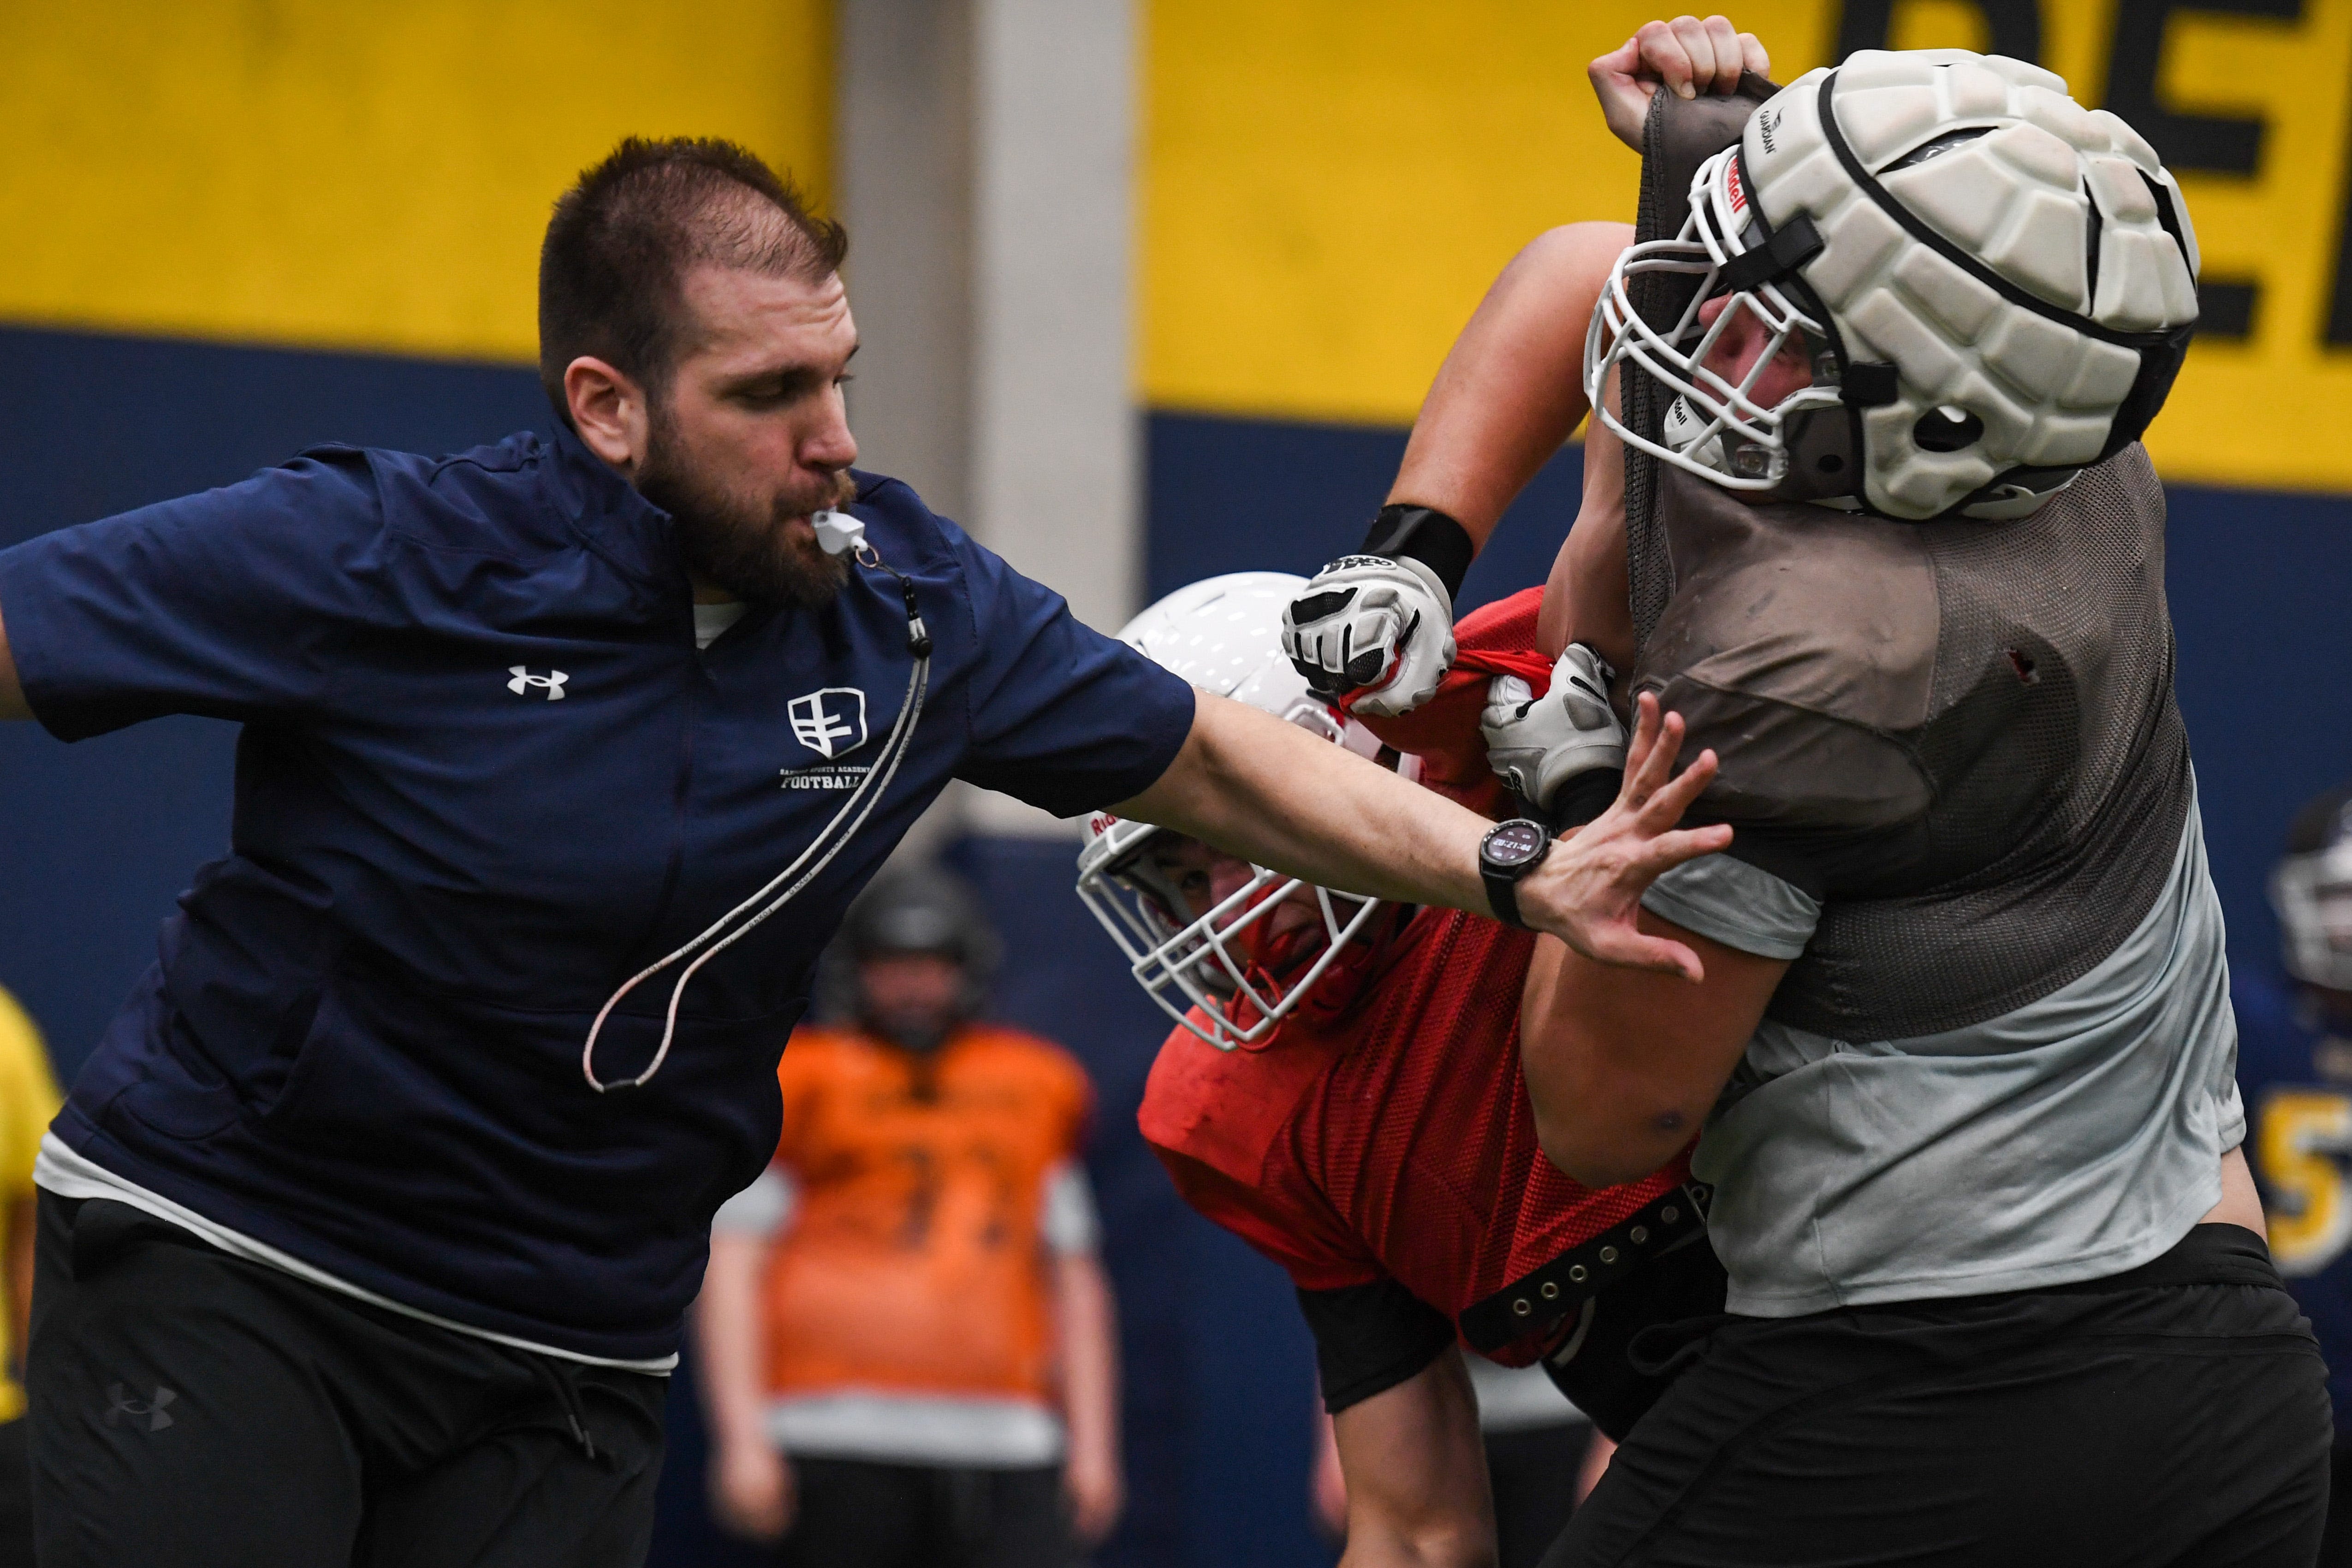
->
[1485, 820, 1547, 869]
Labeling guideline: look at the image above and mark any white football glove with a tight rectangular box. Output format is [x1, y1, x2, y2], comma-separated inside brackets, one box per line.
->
[1481, 645, 1626, 813]
[1281, 555, 1456, 718]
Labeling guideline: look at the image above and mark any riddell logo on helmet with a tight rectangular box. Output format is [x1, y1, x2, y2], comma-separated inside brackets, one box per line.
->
[1089, 813, 1120, 836]
[1727, 160, 1747, 213]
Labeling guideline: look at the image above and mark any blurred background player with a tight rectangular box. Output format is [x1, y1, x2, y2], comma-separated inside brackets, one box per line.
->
[1085, 573, 1725, 1568]
[2240, 783, 2352, 1567]
[697, 867, 1122, 1568]
[0, 990, 56, 1568]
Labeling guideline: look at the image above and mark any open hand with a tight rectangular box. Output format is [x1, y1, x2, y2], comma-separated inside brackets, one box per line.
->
[1518, 693, 1731, 978]
[1589, 16, 1771, 149]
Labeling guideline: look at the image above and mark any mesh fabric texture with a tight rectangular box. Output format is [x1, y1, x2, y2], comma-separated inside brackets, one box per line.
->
[1277, 911, 1683, 1365]
[1635, 446, 2189, 1040]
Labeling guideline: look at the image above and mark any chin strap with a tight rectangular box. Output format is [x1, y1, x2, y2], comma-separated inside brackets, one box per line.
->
[581, 511, 933, 1093]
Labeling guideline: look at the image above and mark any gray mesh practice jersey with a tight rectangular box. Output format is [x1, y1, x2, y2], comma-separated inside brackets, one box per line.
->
[1615, 83, 2233, 1313]
[1635, 451, 2191, 1041]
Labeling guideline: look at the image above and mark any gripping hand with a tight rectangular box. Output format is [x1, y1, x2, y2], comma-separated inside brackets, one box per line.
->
[1481, 645, 1626, 815]
[1281, 556, 1455, 718]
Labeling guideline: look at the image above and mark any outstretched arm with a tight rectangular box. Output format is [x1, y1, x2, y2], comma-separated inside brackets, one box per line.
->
[1116, 689, 1730, 977]
[0, 605, 27, 721]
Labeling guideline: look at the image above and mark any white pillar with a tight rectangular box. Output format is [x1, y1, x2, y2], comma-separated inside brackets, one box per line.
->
[967, 0, 1140, 640]
[839, 0, 1141, 845]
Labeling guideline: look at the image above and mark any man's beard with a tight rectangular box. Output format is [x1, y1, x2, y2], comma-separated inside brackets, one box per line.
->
[636, 410, 856, 610]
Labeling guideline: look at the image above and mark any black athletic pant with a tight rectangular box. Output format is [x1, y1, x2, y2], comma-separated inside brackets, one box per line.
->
[27, 1194, 667, 1568]
[2320, 1441, 2352, 1568]
[0, 1418, 30, 1568]
[774, 1456, 1071, 1568]
[1488, 1421, 1596, 1568]
[1544, 1224, 2332, 1568]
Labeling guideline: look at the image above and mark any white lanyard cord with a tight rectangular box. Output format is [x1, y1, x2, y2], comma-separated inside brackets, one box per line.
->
[580, 527, 932, 1093]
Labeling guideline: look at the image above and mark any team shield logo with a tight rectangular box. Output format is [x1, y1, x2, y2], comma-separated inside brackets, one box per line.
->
[787, 687, 868, 759]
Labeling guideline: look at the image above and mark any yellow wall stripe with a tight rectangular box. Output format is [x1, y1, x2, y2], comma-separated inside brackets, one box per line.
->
[1139, 0, 2352, 493]
[0, 0, 832, 364]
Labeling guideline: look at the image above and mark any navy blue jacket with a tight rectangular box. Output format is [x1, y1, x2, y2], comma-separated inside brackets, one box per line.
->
[0, 427, 1193, 1362]
[2235, 968, 2352, 1433]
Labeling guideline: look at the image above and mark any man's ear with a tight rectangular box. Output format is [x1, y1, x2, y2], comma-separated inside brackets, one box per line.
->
[564, 356, 650, 473]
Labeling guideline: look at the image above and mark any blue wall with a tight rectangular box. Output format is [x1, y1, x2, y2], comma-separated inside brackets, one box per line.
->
[2, 329, 2347, 1568]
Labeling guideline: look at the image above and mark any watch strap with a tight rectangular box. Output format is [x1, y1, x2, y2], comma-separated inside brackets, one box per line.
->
[1484, 864, 1529, 930]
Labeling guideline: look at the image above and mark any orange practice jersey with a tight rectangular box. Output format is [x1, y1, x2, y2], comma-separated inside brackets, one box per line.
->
[759, 1024, 1092, 1403]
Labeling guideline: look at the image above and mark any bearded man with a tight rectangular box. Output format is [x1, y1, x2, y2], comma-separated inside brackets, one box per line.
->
[0, 139, 1728, 1567]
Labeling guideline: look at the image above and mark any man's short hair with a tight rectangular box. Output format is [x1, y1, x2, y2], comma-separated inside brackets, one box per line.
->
[538, 136, 848, 422]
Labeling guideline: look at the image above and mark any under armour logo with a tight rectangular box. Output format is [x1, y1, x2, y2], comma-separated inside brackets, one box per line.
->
[507, 666, 569, 701]
[787, 688, 868, 759]
[106, 1383, 176, 1431]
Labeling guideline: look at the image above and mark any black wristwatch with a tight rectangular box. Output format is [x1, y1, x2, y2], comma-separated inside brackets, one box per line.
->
[1479, 819, 1553, 930]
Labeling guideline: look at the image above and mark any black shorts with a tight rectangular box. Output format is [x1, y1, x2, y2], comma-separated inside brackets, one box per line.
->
[1546, 1224, 2333, 1568]
[776, 1456, 1071, 1568]
[26, 1193, 668, 1568]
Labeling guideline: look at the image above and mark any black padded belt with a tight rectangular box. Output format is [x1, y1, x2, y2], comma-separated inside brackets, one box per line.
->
[1458, 1183, 1713, 1354]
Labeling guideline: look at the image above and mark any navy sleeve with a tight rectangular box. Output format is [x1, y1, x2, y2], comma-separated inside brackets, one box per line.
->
[942, 521, 1195, 817]
[0, 450, 388, 739]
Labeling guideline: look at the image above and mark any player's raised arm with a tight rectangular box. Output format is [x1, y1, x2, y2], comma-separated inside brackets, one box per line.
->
[0, 604, 27, 721]
[1384, 221, 1630, 547]
[1280, 227, 1631, 721]
[1282, 19, 1767, 720]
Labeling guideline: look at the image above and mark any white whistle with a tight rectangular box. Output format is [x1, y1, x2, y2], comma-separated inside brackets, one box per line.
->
[812, 509, 867, 557]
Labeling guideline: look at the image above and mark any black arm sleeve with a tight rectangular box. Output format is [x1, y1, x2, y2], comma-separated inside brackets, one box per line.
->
[1295, 1278, 1459, 1415]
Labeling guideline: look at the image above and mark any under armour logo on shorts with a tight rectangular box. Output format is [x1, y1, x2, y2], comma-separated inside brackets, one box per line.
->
[507, 666, 570, 701]
[105, 1383, 176, 1431]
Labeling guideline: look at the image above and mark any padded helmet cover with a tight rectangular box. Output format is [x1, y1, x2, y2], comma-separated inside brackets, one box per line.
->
[1592, 49, 2200, 523]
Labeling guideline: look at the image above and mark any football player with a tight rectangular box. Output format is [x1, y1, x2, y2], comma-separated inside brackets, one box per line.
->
[1291, 23, 2330, 1566]
[1081, 573, 1723, 1568]
[2239, 784, 2352, 1566]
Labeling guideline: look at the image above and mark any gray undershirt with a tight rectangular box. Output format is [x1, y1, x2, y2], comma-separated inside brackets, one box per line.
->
[1642, 788, 2241, 1316]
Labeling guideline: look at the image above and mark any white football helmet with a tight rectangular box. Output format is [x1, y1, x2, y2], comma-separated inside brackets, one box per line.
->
[1076, 572, 1414, 1051]
[1589, 48, 2199, 521]
[2274, 791, 2352, 994]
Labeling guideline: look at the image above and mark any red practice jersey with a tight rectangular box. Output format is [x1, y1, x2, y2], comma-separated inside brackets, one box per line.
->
[1139, 589, 1695, 1366]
